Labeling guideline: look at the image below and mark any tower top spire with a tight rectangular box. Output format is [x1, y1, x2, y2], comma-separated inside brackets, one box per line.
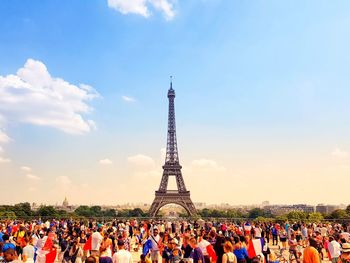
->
[168, 75, 175, 97]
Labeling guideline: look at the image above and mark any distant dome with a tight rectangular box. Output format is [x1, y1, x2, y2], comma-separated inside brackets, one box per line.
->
[62, 197, 69, 207]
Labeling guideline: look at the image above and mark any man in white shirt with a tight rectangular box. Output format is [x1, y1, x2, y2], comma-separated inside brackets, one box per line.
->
[112, 239, 132, 263]
[149, 227, 160, 263]
[91, 228, 103, 256]
[328, 236, 341, 263]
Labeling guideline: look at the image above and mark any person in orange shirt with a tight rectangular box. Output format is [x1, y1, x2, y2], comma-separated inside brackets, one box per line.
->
[303, 238, 321, 263]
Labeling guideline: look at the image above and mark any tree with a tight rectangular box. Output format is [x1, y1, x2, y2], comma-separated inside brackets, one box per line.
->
[90, 206, 102, 216]
[128, 208, 145, 217]
[286, 211, 308, 221]
[199, 208, 211, 217]
[346, 205, 350, 215]
[0, 211, 16, 219]
[75, 206, 92, 217]
[13, 203, 32, 217]
[329, 209, 350, 219]
[308, 212, 324, 222]
[248, 208, 265, 219]
[37, 206, 58, 217]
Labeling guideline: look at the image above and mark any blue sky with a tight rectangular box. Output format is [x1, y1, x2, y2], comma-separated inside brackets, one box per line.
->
[1, 0, 350, 205]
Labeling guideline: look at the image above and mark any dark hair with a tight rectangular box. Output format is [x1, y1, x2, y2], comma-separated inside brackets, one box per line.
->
[86, 256, 97, 263]
[309, 238, 318, 249]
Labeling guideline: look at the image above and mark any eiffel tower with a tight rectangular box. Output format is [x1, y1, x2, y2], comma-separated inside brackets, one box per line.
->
[149, 79, 196, 217]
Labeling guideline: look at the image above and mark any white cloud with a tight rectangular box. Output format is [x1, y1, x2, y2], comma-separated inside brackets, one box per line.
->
[191, 158, 227, 172]
[26, 174, 40, 180]
[151, 0, 175, 20]
[127, 154, 156, 169]
[0, 146, 3, 153]
[56, 176, 72, 186]
[0, 157, 11, 163]
[0, 130, 11, 144]
[122, 95, 136, 102]
[21, 166, 32, 172]
[0, 59, 99, 135]
[331, 147, 349, 159]
[99, 158, 113, 165]
[107, 0, 175, 20]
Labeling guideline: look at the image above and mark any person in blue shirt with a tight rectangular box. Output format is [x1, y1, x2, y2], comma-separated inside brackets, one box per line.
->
[0, 231, 4, 243]
[2, 234, 16, 252]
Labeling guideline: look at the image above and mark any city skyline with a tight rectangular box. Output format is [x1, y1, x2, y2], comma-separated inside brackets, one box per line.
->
[1, 1, 350, 206]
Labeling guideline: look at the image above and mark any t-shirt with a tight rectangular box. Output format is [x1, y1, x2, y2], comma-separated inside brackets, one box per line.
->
[112, 249, 132, 263]
[162, 247, 173, 263]
[182, 244, 192, 258]
[302, 246, 320, 263]
[198, 239, 210, 255]
[23, 244, 35, 259]
[328, 240, 341, 259]
[100, 256, 113, 263]
[149, 235, 160, 251]
[234, 247, 248, 260]
[92, 232, 103, 251]
[190, 247, 205, 263]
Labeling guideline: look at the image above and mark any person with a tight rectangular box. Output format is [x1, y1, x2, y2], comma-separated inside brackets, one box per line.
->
[233, 236, 248, 263]
[99, 246, 113, 263]
[222, 241, 237, 263]
[271, 225, 278, 246]
[288, 233, 299, 262]
[69, 240, 83, 263]
[279, 230, 287, 250]
[198, 235, 216, 263]
[112, 239, 132, 263]
[302, 238, 321, 263]
[181, 235, 192, 259]
[149, 227, 161, 263]
[13, 225, 26, 257]
[162, 238, 176, 263]
[3, 248, 21, 263]
[171, 248, 181, 263]
[328, 236, 341, 263]
[101, 233, 113, 258]
[190, 237, 205, 263]
[22, 239, 35, 263]
[91, 228, 104, 257]
[2, 234, 16, 252]
[86, 256, 97, 263]
[338, 243, 350, 263]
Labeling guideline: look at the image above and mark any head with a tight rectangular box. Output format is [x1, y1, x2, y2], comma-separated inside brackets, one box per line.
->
[117, 239, 125, 249]
[173, 248, 180, 257]
[4, 248, 17, 262]
[223, 241, 233, 253]
[85, 256, 97, 263]
[309, 238, 318, 249]
[167, 238, 176, 249]
[189, 237, 197, 249]
[153, 228, 159, 236]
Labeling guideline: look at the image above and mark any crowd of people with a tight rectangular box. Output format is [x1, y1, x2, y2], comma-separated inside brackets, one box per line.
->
[1, 219, 350, 263]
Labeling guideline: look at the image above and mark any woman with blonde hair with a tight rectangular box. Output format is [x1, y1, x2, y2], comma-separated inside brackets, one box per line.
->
[222, 241, 237, 263]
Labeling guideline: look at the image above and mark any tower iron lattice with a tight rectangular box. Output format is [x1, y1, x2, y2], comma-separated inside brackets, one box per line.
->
[149, 80, 196, 217]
